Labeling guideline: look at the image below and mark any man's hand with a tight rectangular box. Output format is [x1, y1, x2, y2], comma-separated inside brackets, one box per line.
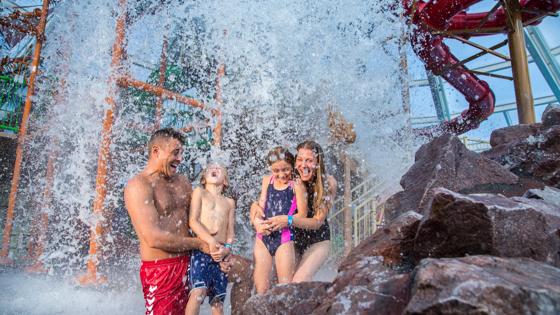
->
[199, 239, 211, 255]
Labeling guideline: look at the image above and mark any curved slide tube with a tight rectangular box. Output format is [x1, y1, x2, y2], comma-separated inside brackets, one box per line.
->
[404, 0, 560, 135]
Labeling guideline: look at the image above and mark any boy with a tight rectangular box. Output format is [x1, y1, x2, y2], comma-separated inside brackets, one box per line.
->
[186, 163, 235, 315]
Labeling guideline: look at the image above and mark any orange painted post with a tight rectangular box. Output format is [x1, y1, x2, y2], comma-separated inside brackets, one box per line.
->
[116, 75, 205, 109]
[213, 64, 225, 147]
[78, 0, 127, 285]
[154, 38, 168, 129]
[0, 0, 50, 265]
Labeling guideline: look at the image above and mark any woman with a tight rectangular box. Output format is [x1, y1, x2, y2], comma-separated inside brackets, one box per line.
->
[250, 140, 336, 282]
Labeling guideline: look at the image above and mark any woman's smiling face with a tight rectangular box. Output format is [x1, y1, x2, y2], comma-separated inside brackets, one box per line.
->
[295, 148, 317, 182]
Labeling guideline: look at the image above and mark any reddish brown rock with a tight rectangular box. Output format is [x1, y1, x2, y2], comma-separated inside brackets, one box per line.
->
[227, 255, 254, 315]
[542, 104, 560, 128]
[483, 125, 560, 188]
[385, 134, 518, 221]
[414, 188, 560, 267]
[242, 282, 329, 315]
[305, 212, 422, 314]
[489, 123, 542, 147]
[405, 256, 560, 315]
[313, 256, 412, 315]
[339, 211, 422, 271]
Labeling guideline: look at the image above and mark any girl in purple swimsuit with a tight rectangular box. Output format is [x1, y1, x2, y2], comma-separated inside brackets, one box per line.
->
[251, 146, 308, 294]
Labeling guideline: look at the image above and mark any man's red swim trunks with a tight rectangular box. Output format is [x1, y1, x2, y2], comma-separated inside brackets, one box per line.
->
[140, 255, 190, 315]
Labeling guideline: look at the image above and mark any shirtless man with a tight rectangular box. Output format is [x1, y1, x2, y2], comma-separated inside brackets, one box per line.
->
[186, 163, 235, 315]
[124, 128, 208, 315]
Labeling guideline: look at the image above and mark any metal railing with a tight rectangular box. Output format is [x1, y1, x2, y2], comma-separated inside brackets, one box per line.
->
[0, 63, 28, 133]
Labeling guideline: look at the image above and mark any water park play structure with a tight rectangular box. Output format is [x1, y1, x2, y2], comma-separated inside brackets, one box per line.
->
[1, 0, 560, 288]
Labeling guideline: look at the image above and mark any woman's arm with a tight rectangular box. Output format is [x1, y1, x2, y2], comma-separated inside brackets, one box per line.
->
[267, 175, 337, 231]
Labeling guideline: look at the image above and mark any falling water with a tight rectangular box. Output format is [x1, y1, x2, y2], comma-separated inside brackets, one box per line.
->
[2, 0, 412, 313]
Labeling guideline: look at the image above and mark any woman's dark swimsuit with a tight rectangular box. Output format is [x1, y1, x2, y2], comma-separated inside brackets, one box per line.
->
[294, 185, 331, 255]
[257, 177, 297, 256]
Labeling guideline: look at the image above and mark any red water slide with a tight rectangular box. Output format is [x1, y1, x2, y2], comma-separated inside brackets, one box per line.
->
[404, 0, 560, 135]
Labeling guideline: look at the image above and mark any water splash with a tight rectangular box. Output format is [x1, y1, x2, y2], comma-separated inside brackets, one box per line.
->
[7, 0, 413, 311]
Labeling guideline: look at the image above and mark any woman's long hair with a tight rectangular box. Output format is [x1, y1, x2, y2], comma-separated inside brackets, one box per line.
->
[296, 140, 327, 214]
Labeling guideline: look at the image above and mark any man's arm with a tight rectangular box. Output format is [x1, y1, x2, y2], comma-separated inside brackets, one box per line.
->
[124, 177, 204, 252]
[189, 187, 219, 252]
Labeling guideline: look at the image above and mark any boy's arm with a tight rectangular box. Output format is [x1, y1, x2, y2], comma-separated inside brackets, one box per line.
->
[189, 187, 218, 251]
[124, 178, 205, 252]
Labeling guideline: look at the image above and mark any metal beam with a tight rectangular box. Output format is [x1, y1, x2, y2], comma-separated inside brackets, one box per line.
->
[411, 94, 558, 126]
[524, 26, 560, 102]
[411, 45, 560, 88]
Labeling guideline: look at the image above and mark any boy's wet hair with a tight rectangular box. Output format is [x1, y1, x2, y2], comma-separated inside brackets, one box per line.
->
[148, 128, 185, 156]
[266, 146, 294, 166]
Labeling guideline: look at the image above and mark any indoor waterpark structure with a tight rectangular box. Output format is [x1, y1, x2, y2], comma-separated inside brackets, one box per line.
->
[1, 0, 560, 314]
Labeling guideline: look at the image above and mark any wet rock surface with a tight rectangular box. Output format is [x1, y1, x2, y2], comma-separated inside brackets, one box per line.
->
[242, 282, 329, 315]
[414, 188, 560, 267]
[243, 120, 560, 314]
[339, 211, 422, 270]
[483, 112, 560, 188]
[405, 256, 560, 315]
[385, 134, 518, 221]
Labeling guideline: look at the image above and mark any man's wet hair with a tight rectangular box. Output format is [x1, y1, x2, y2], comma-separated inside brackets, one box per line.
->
[148, 128, 185, 156]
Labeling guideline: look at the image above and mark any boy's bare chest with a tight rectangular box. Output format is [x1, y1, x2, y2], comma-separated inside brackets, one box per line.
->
[201, 193, 229, 215]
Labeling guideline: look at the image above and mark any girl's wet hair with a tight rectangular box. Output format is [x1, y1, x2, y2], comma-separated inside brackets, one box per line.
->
[266, 146, 295, 166]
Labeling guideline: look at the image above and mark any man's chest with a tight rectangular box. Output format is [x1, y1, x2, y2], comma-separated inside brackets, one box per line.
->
[153, 182, 190, 215]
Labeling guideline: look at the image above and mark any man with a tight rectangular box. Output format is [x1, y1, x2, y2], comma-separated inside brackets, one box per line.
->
[124, 128, 208, 315]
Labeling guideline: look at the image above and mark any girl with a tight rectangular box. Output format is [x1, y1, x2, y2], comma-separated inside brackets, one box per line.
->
[251, 146, 307, 294]
[256, 140, 337, 282]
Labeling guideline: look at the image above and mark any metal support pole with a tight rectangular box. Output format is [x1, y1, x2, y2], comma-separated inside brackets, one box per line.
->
[343, 154, 352, 255]
[524, 26, 560, 103]
[0, 0, 50, 265]
[427, 71, 451, 121]
[505, 0, 535, 124]
[503, 111, 513, 126]
[79, 0, 127, 284]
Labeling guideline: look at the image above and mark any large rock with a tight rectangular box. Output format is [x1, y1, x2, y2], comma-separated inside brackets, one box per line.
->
[242, 282, 329, 315]
[385, 134, 518, 221]
[314, 256, 412, 315]
[483, 122, 560, 188]
[414, 188, 560, 267]
[405, 256, 560, 314]
[339, 211, 422, 271]
[489, 123, 542, 147]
